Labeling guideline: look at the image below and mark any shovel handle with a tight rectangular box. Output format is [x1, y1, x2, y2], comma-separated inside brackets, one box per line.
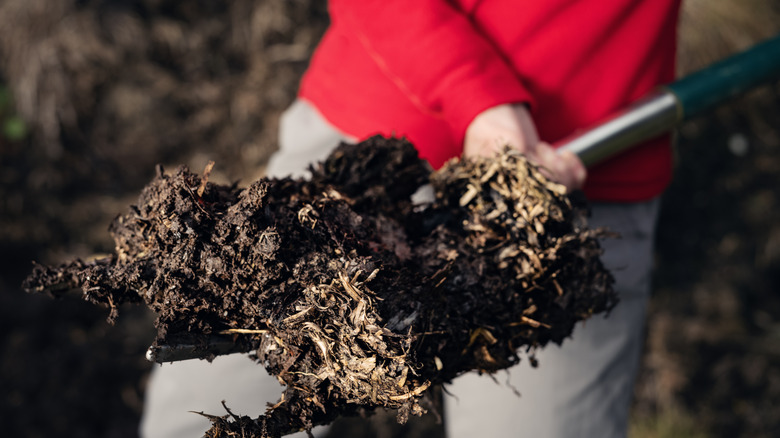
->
[558, 33, 780, 167]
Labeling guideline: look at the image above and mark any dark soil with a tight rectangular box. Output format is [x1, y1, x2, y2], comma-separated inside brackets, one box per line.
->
[24, 137, 615, 437]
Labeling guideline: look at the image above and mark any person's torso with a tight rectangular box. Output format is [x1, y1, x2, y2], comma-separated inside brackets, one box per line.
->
[300, 0, 682, 201]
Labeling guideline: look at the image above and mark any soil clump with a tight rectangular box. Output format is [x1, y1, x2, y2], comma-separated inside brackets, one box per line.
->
[25, 136, 615, 437]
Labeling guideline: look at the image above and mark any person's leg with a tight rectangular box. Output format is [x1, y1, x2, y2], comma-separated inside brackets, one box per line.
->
[444, 199, 661, 438]
[141, 354, 289, 438]
[140, 99, 350, 438]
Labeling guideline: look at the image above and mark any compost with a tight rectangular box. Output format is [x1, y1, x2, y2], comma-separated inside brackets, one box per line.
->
[24, 135, 616, 438]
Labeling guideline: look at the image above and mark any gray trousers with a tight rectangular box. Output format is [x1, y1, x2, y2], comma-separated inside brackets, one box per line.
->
[140, 100, 659, 438]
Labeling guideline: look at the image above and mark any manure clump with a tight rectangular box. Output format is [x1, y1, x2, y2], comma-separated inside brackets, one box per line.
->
[24, 135, 616, 438]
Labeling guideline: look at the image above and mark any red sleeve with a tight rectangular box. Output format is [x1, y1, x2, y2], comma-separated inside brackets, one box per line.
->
[329, 0, 534, 146]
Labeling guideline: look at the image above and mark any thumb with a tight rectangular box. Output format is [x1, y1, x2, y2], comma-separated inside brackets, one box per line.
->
[556, 149, 587, 189]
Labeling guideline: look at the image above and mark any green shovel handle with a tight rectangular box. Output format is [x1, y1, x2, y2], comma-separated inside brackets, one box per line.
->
[668, 34, 780, 120]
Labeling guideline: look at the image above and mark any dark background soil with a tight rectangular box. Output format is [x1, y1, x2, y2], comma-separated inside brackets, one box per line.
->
[1, 1, 779, 437]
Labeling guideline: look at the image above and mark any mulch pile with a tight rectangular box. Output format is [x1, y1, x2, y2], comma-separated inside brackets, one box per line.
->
[24, 136, 615, 437]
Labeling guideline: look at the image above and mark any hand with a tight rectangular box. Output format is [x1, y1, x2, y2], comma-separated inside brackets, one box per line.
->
[463, 103, 586, 191]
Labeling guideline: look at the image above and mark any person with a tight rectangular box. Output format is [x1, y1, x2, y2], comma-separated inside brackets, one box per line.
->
[142, 1, 682, 437]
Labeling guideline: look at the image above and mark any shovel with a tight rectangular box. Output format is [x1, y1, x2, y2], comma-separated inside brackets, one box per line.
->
[148, 33, 780, 363]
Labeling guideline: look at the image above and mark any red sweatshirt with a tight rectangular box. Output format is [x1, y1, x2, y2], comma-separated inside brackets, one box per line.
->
[299, 0, 681, 201]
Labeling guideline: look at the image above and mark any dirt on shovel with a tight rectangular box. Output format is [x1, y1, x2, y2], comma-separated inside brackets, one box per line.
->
[24, 135, 616, 438]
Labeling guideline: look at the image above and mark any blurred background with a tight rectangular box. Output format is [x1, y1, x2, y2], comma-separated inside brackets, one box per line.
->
[1, 1, 778, 437]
